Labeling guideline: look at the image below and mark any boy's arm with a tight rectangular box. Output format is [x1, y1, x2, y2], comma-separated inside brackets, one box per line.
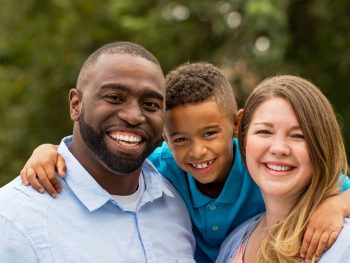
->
[19, 144, 66, 198]
[301, 184, 350, 262]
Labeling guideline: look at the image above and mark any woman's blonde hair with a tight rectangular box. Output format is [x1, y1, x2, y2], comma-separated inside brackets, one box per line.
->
[238, 75, 348, 262]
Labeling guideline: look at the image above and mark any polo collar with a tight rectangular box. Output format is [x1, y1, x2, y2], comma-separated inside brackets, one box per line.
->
[187, 138, 248, 208]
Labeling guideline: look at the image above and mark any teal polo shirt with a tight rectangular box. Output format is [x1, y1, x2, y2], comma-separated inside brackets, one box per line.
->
[149, 139, 265, 263]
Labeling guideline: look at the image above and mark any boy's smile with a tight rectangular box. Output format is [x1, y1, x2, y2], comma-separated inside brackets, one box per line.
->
[163, 100, 236, 193]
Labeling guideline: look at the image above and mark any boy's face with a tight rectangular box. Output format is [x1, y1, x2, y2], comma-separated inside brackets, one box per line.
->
[163, 100, 236, 185]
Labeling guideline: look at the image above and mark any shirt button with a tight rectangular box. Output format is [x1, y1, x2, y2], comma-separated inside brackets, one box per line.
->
[209, 205, 216, 211]
[212, 225, 219, 231]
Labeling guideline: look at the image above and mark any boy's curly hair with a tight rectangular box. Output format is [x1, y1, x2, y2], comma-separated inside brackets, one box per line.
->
[165, 62, 237, 120]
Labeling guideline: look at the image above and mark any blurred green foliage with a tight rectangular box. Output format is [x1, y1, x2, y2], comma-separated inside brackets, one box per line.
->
[0, 0, 349, 185]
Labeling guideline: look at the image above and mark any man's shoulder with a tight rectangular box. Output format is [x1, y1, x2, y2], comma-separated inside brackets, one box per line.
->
[0, 177, 54, 223]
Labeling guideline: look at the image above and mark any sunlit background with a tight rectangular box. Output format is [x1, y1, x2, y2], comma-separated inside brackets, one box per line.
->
[0, 0, 349, 185]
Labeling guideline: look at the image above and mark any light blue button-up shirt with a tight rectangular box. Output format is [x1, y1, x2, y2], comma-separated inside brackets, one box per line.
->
[0, 136, 195, 263]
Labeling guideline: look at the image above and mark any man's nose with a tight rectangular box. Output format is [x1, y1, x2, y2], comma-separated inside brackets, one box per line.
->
[117, 101, 146, 125]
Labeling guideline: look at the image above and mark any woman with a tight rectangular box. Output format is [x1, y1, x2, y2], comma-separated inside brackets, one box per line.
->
[216, 75, 349, 263]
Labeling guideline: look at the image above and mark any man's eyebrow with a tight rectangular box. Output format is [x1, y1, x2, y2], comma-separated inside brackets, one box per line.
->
[142, 90, 164, 101]
[100, 83, 164, 101]
[100, 83, 129, 91]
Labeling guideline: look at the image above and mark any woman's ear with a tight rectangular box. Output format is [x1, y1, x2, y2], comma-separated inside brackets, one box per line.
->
[69, 89, 82, 121]
[234, 109, 244, 137]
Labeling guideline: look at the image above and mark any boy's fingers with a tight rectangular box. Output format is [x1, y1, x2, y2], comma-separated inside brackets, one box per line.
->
[27, 167, 45, 193]
[305, 230, 321, 261]
[44, 163, 62, 193]
[326, 230, 341, 249]
[314, 232, 330, 261]
[36, 166, 57, 198]
[19, 167, 29, 185]
[56, 154, 67, 177]
[300, 227, 315, 258]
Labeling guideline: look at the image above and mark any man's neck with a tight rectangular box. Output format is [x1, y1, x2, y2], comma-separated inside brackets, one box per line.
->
[70, 136, 141, 196]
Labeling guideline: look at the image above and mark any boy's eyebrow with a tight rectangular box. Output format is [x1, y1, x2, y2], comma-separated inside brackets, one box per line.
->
[168, 125, 221, 137]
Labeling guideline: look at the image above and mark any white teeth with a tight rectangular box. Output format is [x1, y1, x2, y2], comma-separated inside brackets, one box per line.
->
[110, 133, 141, 143]
[266, 164, 293, 172]
[192, 160, 213, 169]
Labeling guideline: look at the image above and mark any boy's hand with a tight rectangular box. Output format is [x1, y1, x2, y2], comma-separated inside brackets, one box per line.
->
[19, 144, 66, 198]
[300, 194, 344, 262]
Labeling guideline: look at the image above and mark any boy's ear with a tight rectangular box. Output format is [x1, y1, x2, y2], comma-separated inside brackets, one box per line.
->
[70, 89, 82, 121]
[162, 130, 173, 151]
[233, 109, 244, 137]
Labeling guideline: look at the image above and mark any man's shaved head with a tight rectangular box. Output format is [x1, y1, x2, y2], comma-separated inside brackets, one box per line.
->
[77, 41, 161, 89]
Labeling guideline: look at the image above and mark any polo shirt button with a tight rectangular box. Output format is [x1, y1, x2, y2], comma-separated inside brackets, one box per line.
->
[209, 205, 216, 211]
[212, 225, 219, 231]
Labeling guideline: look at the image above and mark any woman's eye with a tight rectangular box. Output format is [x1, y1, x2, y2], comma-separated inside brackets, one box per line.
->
[291, 133, 304, 139]
[256, 129, 272, 135]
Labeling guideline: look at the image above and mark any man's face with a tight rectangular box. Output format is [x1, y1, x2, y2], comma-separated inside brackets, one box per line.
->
[72, 54, 165, 174]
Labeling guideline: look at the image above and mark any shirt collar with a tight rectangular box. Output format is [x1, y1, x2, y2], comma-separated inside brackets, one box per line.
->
[58, 136, 173, 212]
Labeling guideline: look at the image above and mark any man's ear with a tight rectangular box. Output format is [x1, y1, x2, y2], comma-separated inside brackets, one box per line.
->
[233, 109, 244, 137]
[69, 89, 82, 121]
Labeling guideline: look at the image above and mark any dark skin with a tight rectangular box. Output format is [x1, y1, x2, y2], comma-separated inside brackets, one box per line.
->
[66, 53, 165, 195]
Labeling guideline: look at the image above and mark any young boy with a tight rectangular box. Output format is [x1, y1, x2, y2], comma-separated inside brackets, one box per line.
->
[20, 62, 350, 262]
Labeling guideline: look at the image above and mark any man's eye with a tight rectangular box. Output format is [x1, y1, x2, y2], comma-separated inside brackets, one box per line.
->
[105, 94, 122, 103]
[143, 101, 161, 111]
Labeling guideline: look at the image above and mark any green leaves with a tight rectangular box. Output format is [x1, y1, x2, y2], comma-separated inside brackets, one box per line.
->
[0, 0, 349, 185]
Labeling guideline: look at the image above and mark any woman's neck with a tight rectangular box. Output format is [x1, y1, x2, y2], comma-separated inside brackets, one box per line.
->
[243, 195, 295, 263]
[262, 194, 296, 228]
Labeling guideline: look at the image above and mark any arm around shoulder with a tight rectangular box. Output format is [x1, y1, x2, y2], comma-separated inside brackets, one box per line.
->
[0, 215, 38, 262]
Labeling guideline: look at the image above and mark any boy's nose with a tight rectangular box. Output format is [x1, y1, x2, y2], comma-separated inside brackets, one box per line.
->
[189, 143, 208, 159]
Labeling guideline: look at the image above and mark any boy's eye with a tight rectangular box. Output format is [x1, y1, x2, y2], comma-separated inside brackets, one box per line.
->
[142, 101, 162, 111]
[173, 137, 188, 144]
[203, 131, 218, 138]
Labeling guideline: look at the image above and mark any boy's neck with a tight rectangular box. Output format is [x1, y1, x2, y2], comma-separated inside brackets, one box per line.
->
[196, 149, 235, 198]
[197, 181, 225, 198]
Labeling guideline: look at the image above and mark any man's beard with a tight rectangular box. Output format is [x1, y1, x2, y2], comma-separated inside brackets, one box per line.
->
[78, 113, 161, 174]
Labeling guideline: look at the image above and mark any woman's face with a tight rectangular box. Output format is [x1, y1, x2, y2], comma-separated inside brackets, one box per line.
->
[245, 97, 313, 202]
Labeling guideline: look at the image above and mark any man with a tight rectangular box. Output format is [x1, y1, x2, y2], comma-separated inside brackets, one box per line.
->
[0, 42, 195, 262]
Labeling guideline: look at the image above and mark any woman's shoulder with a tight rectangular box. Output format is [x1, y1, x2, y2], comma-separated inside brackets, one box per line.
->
[215, 213, 264, 263]
[319, 218, 350, 262]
